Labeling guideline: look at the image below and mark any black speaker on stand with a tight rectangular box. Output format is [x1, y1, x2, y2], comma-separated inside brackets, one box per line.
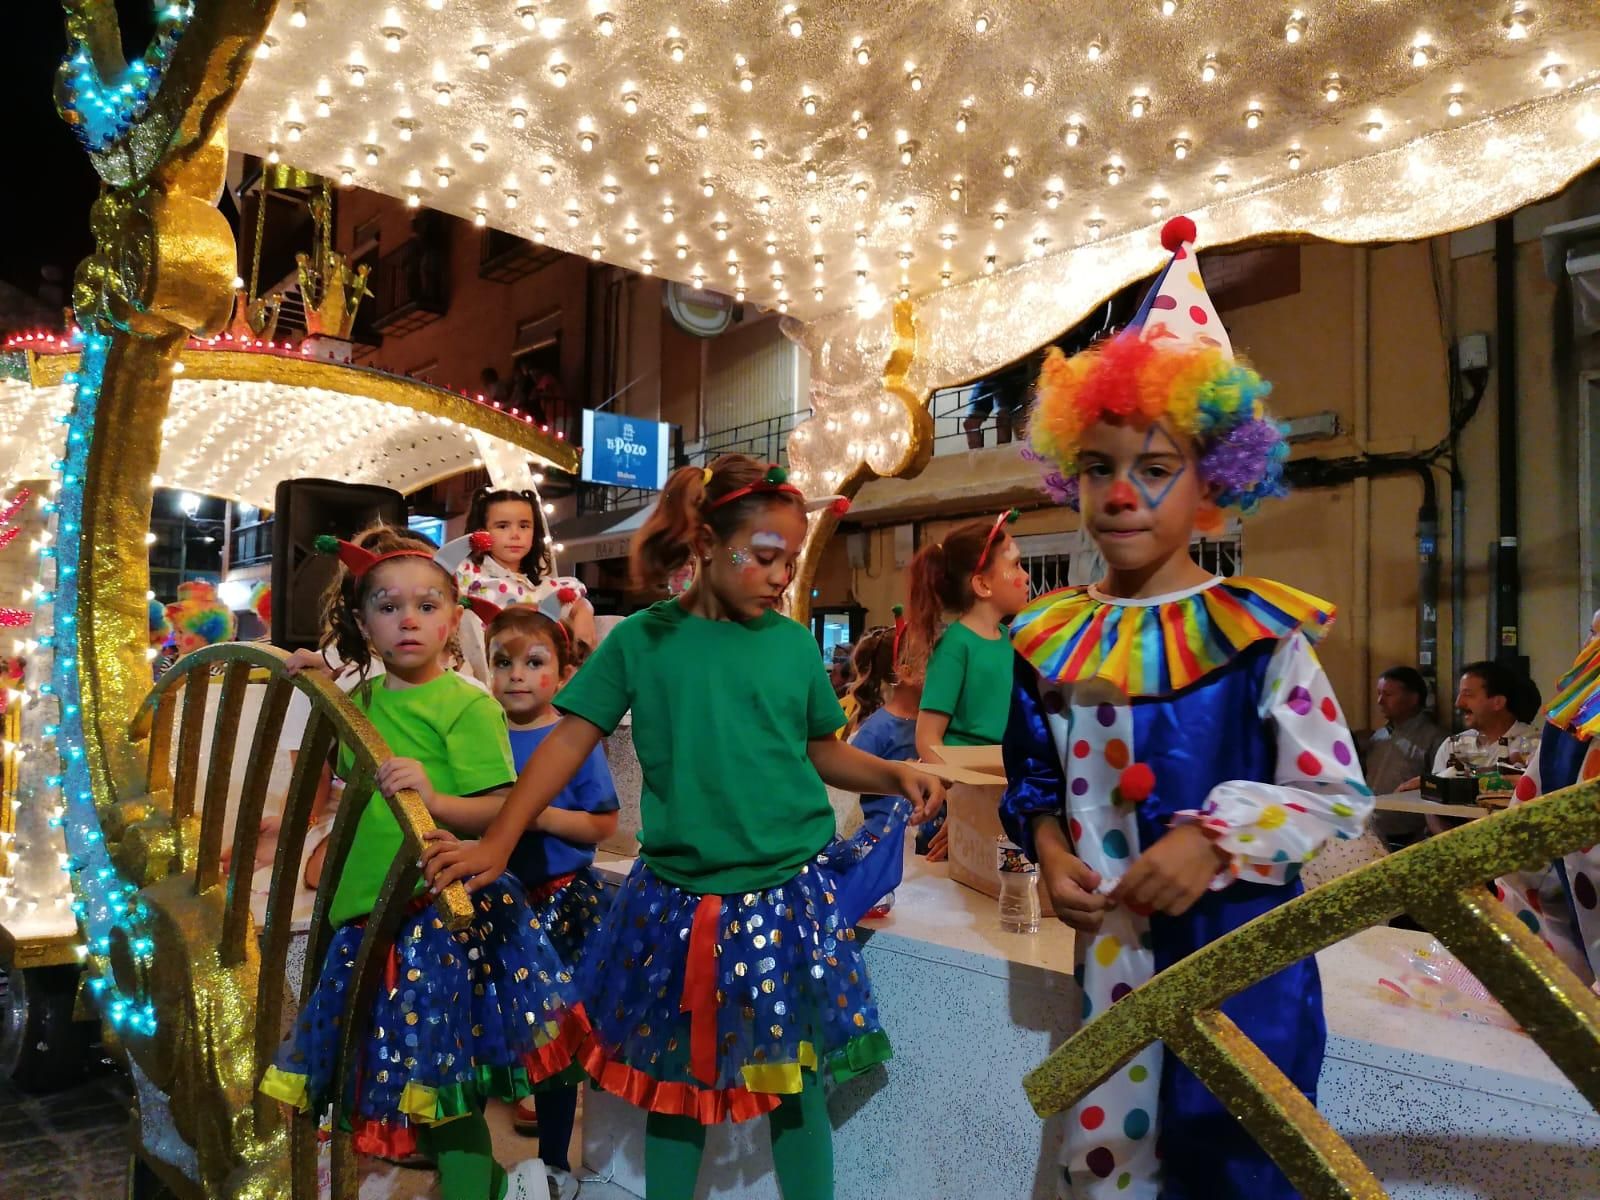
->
[270, 479, 406, 650]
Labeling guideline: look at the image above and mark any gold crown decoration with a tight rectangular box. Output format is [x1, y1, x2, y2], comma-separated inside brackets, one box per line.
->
[295, 187, 370, 341]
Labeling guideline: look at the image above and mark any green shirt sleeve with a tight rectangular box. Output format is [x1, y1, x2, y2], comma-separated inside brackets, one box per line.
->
[554, 620, 633, 734]
[446, 693, 516, 795]
[919, 627, 967, 717]
[807, 644, 847, 739]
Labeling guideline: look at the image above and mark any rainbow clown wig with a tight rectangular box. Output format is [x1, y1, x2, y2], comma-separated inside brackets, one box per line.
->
[165, 580, 236, 651]
[1027, 216, 1289, 517]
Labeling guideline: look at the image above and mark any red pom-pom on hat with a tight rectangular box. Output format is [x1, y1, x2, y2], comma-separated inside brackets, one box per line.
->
[556, 586, 578, 605]
[830, 497, 851, 516]
[1160, 215, 1197, 253]
[1118, 763, 1157, 804]
[469, 530, 493, 553]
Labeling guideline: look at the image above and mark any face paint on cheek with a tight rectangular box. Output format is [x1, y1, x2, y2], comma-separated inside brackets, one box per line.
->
[729, 547, 757, 570]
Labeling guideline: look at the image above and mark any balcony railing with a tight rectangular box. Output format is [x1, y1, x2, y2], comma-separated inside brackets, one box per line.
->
[927, 380, 1029, 454]
[479, 229, 564, 284]
[370, 238, 448, 336]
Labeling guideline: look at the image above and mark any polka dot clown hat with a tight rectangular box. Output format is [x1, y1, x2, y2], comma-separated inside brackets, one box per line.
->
[1128, 215, 1230, 356]
[1026, 215, 1289, 516]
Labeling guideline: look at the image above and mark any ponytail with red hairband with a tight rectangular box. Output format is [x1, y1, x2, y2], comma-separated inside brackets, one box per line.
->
[973, 508, 1020, 573]
[703, 464, 852, 518]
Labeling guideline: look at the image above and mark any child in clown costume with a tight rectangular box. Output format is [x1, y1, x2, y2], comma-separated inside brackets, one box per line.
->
[1001, 217, 1374, 1200]
[1493, 611, 1600, 986]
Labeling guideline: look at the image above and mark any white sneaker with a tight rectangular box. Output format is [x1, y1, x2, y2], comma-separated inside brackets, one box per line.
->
[547, 1165, 581, 1200]
[503, 1157, 548, 1200]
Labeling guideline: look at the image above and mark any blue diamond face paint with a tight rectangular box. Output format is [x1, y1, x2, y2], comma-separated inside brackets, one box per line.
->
[1133, 424, 1188, 511]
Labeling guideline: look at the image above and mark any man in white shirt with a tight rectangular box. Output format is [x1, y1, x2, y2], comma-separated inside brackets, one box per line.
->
[1399, 660, 1538, 839]
[1362, 666, 1447, 846]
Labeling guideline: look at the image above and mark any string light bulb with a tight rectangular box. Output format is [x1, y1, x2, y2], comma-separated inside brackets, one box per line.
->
[1541, 62, 1565, 87]
[1284, 12, 1306, 44]
[510, 107, 528, 130]
[1286, 146, 1304, 170]
[906, 70, 922, 92]
[516, 4, 537, 30]
[1170, 137, 1191, 160]
[1063, 119, 1084, 147]
[1445, 91, 1466, 118]
[473, 44, 492, 70]
[347, 60, 367, 86]
[550, 60, 570, 88]
[1021, 73, 1039, 98]
[595, 12, 616, 36]
[256, 36, 275, 60]
[1000, 152, 1019, 179]
[974, 11, 992, 33]
[381, 23, 405, 52]
[665, 35, 687, 63]
[1102, 161, 1124, 185]
[1200, 54, 1219, 83]
[785, 6, 803, 37]
[1410, 40, 1433, 69]
[701, 177, 716, 198]
[470, 139, 488, 163]
[289, 2, 307, 29]
[1128, 92, 1149, 119]
[948, 177, 963, 202]
[955, 107, 971, 134]
[1244, 105, 1263, 130]
[1160, 0, 1178, 14]
[1086, 38, 1104, 62]
[852, 39, 871, 65]
[1502, 5, 1534, 40]
[1322, 73, 1344, 102]
[801, 91, 818, 116]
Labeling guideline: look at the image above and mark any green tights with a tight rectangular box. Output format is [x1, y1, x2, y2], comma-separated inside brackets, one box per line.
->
[418, 1111, 508, 1200]
[644, 1076, 833, 1200]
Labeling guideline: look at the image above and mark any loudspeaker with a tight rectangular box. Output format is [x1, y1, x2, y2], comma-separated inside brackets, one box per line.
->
[270, 478, 406, 650]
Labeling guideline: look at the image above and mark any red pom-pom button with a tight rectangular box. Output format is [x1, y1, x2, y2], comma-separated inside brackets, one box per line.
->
[469, 530, 493, 553]
[556, 586, 578, 604]
[1160, 215, 1197, 252]
[1117, 763, 1156, 804]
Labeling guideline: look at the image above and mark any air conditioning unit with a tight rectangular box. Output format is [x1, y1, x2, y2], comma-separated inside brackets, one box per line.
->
[1540, 213, 1600, 337]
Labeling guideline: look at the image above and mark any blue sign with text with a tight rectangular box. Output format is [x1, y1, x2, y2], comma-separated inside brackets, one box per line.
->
[581, 410, 674, 490]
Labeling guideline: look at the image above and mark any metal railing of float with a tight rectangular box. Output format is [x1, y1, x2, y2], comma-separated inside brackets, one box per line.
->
[1024, 778, 1600, 1198]
[125, 643, 473, 1200]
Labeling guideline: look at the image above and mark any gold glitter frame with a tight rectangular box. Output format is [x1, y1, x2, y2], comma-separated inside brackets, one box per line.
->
[1025, 779, 1600, 1197]
[120, 642, 472, 1200]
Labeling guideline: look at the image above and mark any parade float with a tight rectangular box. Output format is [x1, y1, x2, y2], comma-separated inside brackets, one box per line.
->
[17, 0, 1600, 1196]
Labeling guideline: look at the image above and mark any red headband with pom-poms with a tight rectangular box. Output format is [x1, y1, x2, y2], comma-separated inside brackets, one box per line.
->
[314, 534, 437, 580]
[974, 508, 1020, 572]
[704, 464, 806, 511]
[475, 588, 578, 647]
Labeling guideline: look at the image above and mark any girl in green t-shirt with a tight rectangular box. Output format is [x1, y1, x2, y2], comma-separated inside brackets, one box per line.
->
[424, 455, 947, 1200]
[261, 527, 582, 1200]
[905, 511, 1033, 858]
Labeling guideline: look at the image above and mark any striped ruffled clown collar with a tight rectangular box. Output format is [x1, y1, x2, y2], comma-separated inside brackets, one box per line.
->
[1010, 576, 1335, 700]
[1548, 634, 1600, 741]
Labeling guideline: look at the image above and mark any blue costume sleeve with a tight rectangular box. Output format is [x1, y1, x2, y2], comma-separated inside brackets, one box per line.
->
[1000, 655, 1064, 861]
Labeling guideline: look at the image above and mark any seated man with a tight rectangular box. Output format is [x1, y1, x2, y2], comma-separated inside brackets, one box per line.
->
[1402, 660, 1539, 833]
[1361, 666, 1446, 848]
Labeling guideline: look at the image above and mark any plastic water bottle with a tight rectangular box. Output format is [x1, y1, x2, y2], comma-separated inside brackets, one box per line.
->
[996, 837, 1041, 934]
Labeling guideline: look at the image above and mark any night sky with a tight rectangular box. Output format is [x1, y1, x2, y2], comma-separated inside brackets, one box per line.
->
[1, 4, 155, 300]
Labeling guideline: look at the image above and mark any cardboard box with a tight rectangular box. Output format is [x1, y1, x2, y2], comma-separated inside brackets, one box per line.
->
[915, 750, 1008, 899]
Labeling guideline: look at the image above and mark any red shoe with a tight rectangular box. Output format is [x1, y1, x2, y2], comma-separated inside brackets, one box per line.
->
[512, 1094, 539, 1138]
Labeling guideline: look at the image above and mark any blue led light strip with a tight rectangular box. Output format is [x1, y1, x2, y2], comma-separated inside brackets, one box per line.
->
[54, 331, 156, 1036]
[60, 3, 195, 152]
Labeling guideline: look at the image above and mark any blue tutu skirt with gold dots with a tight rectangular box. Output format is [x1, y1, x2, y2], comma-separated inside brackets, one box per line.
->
[530, 866, 611, 970]
[577, 812, 908, 1126]
[260, 876, 590, 1158]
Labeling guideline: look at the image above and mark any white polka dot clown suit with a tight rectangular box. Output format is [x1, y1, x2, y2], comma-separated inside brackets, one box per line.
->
[1002, 218, 1375, 1200]
[1493, 635, 1600, 986]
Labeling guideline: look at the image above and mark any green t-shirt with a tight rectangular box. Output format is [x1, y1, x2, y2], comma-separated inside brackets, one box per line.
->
[328, 672, 515, 925]
[555, 600, 844, 893]
[920, 620, 1015, 746]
